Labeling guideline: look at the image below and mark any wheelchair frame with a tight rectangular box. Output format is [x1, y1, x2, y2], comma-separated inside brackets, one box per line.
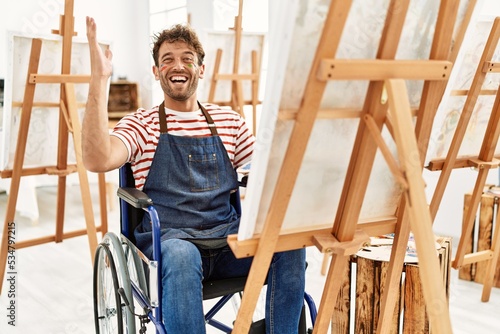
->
[93, 164, 317, 334]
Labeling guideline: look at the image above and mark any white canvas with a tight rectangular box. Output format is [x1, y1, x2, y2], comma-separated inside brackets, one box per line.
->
[427, 11, 500, 164]
[198, 29, 265, 103]
[1, 32, 109, 171]
[238, 0, 473, 240]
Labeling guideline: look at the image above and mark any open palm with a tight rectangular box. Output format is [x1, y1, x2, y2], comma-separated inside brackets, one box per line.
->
[86, 16, 113, 78]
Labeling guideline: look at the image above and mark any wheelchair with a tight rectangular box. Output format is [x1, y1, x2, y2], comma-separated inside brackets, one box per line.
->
[93, 163, 317, 333]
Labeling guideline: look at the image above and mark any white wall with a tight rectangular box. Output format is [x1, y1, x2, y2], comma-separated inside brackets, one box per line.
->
[187, 0, 214, 33]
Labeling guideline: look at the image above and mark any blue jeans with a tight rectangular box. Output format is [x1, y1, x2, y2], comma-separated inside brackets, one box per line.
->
[159, 239, 306, 334]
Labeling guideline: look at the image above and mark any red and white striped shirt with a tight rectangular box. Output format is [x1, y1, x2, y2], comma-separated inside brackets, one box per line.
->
[111, 103, 254, 190]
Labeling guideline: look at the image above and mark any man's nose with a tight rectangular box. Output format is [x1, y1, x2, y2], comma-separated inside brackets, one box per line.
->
[172, 58, 185, 70]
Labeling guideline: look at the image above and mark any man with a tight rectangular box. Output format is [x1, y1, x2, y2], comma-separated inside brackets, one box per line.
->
[83, 17, 306, 333]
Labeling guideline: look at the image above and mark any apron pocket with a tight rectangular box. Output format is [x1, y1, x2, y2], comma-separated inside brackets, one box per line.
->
[189, 153, 220, 191]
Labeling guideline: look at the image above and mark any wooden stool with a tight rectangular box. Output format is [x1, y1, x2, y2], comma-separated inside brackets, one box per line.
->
[460, 190, 500, 287]
[329, 236, 451, 334]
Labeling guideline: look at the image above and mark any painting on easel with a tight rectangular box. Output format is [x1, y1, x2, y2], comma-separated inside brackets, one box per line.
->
[424, 5, 500, 303]
[238, 0, 472, 240]
[427, 15, 500, 163]
[0, 32, 109, 171]
[198, 30, 265, 106]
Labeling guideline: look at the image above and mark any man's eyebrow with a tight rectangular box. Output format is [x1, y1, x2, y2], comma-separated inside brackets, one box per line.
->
[160, 50, 195, 60]
[160, 52, 173, 60]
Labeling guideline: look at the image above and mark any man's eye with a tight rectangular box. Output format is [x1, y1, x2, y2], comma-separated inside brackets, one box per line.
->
[184, 57, 194, 63]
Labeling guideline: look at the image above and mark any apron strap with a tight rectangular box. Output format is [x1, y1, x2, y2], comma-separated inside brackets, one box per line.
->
[158, 101, 218, 136]
[198, 101, 218, 136]
[158, 101, 167, 134]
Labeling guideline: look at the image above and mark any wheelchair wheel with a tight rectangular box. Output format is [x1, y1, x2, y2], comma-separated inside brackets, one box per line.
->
[122, 237, 148, 295]
[94, 243, 125, 334]
[94, 233, 136, 334]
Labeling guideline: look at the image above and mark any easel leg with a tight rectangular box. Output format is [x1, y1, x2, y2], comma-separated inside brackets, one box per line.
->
[236, 79, 244, 118]
[386, 79, 452, 333]
[208, 49, 222, 103]
[251, 50, 259, 135]
[55, 176, 67, 242]
[55, 79, 71, 242]
[232, 246, 276, 333]
[230, 79, 245, 118]
[376, 208, 411, 334]
[64, 83, 98, 260]
[478, 85, 500, 300]
[98, 173, 108, 235]
[313, 253, 350, 334]
[453, 170, 490, 269]
[481, 204, 500, 301]
[0, 39, 42, 293]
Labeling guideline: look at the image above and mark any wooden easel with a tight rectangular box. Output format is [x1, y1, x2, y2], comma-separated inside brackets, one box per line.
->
[373, 2, 478, 333]
[427, 16, 500, 303]
[226, 1, 461, 333]
[0, 0, 107, 292]
[319, 0, 477, 279]
[207, 0, 262, 134]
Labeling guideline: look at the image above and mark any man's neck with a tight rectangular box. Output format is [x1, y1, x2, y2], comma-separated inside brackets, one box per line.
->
[163, 97, 199, 112]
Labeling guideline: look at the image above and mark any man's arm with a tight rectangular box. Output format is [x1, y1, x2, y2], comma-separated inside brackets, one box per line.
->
[82, 16, 128, 173]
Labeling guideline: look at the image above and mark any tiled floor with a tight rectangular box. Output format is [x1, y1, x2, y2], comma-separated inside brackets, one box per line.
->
[0, 184, 499, 333]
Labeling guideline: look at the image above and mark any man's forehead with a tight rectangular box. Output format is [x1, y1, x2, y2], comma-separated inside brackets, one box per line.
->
[159, 41, 195, 55]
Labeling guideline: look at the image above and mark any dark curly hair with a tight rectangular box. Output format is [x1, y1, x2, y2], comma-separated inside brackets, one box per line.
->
[151, 24, 205, 67]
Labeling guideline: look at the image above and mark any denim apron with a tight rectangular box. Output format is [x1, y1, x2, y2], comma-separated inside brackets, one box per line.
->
[134, 102, 240, 256]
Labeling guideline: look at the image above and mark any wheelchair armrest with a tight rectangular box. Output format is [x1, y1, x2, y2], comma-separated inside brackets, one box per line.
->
[239, 175, 248, 187]
[117, 187, 154, 209]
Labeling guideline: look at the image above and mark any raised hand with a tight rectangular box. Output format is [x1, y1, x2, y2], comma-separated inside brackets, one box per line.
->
[86, 16, 113, 78]
[83, 16, 129, 173]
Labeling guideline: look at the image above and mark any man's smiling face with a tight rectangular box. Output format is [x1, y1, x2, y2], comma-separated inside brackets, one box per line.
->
[154, 41, 204, 102]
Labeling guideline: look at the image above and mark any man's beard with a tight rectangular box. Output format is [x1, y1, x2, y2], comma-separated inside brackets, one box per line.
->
[160, 74, 200, 101]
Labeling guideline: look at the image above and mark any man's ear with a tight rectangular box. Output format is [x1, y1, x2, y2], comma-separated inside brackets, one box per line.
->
[198, 63, 205, 79]
[152, 65, 160, 80]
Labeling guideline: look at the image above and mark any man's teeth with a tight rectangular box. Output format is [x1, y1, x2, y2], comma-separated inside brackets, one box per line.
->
[171, 76, 187, 82]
